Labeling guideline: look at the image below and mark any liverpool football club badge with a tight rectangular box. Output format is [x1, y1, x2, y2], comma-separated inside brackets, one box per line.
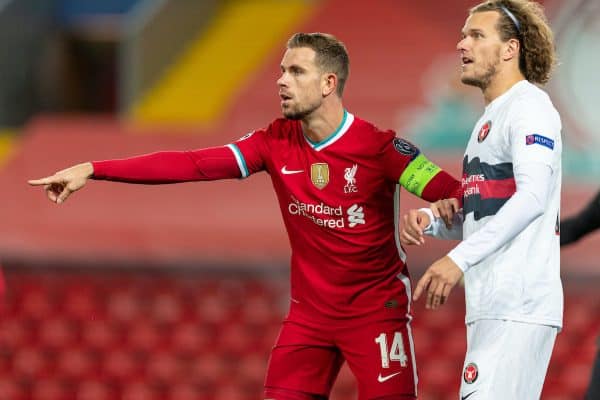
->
[311, 163, 329, 189]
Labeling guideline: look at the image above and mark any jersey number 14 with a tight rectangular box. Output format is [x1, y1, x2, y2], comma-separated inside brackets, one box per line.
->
[375, 332, 408, 368]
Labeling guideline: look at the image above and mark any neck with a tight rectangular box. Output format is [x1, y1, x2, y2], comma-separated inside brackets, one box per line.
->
[301, 98, 345, 143]
[482, 68, 526, 104]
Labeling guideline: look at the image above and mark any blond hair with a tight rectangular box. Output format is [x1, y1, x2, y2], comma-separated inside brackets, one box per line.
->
[470, 0, 556, 84]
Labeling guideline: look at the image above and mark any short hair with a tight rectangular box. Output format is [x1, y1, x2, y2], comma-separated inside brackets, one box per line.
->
[287, 32, 350, 96]
[470, 0, 556, 84]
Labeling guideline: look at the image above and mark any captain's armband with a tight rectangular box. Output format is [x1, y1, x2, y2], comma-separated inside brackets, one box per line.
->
[399, 154, 442, 196]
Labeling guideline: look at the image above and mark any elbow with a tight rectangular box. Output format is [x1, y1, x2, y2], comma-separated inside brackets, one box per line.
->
[522, 189, 546, 219]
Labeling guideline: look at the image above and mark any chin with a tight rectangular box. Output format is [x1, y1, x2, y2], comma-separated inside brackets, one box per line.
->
[461, 76, 483, 88]
[283, 110, 302, 120]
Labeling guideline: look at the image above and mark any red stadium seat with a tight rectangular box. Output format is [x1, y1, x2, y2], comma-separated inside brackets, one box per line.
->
[62, 283, 102, 321]
[102, 349, 140, 381]
[127, 320, 162, 352]
[237, 353, 268, 383]
[152, 291, 184, 324]
[82, 319, 121, 351]
[170, 322, 211, 355]
[122, 381, 159, 400]
[145, 351, 183, 383]
[0, 377, 25, 400]
[0, 318, 35, 348]
[107, 290, 142, 323]
[12, 347, 49, 379]
[57, 347, 97, 380]
[20, 284, 56, 320]
[213, 385, 248, 400]
[191, 352, 228, 385]
[38, 318, 78, 350]
[77, 380, 116, 400]
[31, 378, 69, 400]
[167, 383, 201, 400]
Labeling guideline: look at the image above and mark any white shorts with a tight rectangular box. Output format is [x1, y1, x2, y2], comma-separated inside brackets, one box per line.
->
[459, 319, 558, 400]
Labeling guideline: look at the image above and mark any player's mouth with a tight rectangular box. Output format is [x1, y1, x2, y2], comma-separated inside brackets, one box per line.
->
[461, 56, 474, 67]
[280, 93, 293, 105]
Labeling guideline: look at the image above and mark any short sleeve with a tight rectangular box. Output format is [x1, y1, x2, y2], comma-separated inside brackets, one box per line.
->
[510, 97, 561, 172]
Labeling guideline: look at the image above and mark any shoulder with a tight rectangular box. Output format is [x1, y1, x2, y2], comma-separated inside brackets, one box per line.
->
[247, 118, 300, 141]
[269, 118, 300, 135]
[351, 115, 397, 144]
[509, 82, 560, 121]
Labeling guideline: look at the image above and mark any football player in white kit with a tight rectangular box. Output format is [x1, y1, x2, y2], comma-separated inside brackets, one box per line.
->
[400, 1, 562, 399]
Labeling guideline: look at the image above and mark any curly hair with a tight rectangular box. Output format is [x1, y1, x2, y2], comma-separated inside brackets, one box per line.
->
[287, 33, 350, 96]
[470, 0, 556, 84]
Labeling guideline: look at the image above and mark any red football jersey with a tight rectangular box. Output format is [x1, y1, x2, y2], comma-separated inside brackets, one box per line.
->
[231, 111, 459, 324]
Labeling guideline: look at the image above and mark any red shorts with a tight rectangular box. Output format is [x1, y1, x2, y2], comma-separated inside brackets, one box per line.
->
[264, 317, 417, 399]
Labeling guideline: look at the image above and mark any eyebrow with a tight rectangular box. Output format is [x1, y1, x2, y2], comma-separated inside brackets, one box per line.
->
[462, 28, 486, 36]
[281, 64, 306, 72]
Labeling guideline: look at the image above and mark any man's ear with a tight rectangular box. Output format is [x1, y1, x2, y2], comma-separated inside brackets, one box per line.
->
[322, 73, 337, 96]
[503, 38, 520, 61]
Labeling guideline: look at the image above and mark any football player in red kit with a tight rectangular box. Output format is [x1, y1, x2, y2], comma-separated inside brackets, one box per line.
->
[30, 33, 461, 400]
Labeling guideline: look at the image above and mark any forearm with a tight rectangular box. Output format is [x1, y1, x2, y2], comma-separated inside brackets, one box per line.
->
[561, 190, 600, 245]
[421, 170, 463, 205]
[92, 146, 242, 184]
[449, 163, 552, 272]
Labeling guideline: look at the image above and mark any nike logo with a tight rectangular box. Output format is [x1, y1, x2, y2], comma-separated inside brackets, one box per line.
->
[281, 165, 304, 175]
[377, 371, 401, 383]
[461, 391, 476, 400]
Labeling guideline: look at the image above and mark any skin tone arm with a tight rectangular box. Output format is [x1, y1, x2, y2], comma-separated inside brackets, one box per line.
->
[28, 162, 94, 204]
[400, 199, 463, 310]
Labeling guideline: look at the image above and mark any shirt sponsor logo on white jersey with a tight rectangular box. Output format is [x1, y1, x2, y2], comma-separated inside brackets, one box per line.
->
[462, 174, 485, 198]
[288, 196, 366, 229]
[344, 164, 358, 193]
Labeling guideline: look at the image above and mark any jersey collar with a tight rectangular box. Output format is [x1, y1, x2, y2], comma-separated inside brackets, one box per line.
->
[304, 110, 355, 151]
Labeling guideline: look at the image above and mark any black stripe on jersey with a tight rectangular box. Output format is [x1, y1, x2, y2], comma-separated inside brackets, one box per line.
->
[463, 156, 514, 221]
[463, 157, 513, 180]
[464, 197, 511, 221]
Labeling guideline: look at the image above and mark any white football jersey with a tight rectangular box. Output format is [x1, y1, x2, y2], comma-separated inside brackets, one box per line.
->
[459, 80, 563, 328]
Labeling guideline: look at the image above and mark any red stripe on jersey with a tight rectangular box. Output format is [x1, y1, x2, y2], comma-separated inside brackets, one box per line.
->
[464, 178, 516, 200]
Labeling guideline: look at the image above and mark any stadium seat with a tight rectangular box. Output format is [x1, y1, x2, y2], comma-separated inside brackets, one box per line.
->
[12, 347, 49, 379]
[77, 379, 115, 400]
[31, 378, 69, 400]
[0, 269, 596, 399]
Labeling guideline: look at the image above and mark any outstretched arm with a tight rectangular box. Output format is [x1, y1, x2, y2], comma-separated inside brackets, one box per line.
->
[28, 146, 244, 204]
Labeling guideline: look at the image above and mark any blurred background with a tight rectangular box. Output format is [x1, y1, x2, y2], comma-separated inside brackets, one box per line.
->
[0, 0, 598, 399]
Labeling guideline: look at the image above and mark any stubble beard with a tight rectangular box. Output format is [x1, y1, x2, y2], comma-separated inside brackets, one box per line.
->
[461, 51, 501, 91]
[282, 99, 321, 121]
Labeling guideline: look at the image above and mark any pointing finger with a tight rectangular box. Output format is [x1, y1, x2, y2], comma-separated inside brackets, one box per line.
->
[28, 177, 55, 186]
